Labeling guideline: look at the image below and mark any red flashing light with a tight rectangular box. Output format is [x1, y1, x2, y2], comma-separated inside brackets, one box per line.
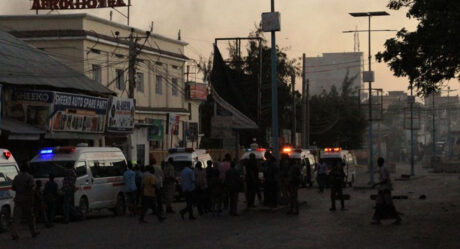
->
[256, 148, 266, 152]
[58, 147, 75, 153]
[324, 147, 342, 153]
[3, 151, 11, 159]
[324, 148, 332, 152]
[333, 147, 342, 152]
[282, 147, 293, 154]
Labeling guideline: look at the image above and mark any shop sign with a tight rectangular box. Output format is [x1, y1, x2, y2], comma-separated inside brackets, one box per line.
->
[211, 116, 233, 139]
[7, 90, 53, 129]
[147, 119, 164, 141]
[31, 0, 127, 10]
[50, 92, 108, 133]
[106, 97, 135, 133]
[168, 114, 180, 135]
[187, 82, 208, 100]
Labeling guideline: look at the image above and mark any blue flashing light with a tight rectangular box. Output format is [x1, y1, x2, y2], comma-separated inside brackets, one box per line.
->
[40, 149, 54, 155]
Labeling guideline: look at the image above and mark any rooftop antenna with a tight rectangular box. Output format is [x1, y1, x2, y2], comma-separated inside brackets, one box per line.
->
[354, 25, 360, 52]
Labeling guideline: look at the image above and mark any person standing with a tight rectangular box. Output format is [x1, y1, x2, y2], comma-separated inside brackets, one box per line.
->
[219, 154, 232, 210]
[263, 151, 279, 208]
[372, 157, 401, 225]
[123, 162, 137, 216]
[279, 153, 290, 205]
[9, 163, 39, 240]
[163, 158, 176, 213]
[329, 162, 345, 211]
[225, 162, 242, 216]
[43, 173, 58, 228]
[207, 160, 222, 215]
[316, 159, 328, 193]
[139, 166, 165, 223]
[33, 180, 46, 223]
[152, 159, 165, 216]
[287, 159, 301, 215]
[244, 153, 258, 208]
[179, 163, 196, 220]
[62, 167, 77, 223]
[194, 161, 208, 215]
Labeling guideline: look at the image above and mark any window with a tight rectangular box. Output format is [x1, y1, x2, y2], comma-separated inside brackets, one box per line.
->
[89, 160, 126, 178]
[172, 78, 179, 96]
[30, 161, 75, 178]
[75, 161, 87, 177]
[116, 69, 125, 90]
[155, 75, 163, 95]
[136, 72, 144, 93]
[92, 64, 101, 84]
[0, 165, 18, 187]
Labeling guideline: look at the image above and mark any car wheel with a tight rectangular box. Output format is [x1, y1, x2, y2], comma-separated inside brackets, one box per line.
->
[0, 206, 11, 232]
[114, 194, 126, 216]
[79, 197, 89, 220]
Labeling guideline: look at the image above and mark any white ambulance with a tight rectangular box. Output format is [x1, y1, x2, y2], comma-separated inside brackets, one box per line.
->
[320, 147, 356, 187]
[30, 145, 127, 219]
[282, 147, 317, 187]
[0, 149, 19, 232]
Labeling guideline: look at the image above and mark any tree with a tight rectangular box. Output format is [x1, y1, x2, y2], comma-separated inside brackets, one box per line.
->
[376, 0, 460, 95]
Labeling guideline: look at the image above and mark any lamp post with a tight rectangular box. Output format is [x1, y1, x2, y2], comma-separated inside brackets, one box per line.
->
[349, 11, 389, 184]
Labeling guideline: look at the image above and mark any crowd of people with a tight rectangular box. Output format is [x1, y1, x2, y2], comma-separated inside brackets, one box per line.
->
[7, 153, 400, 240]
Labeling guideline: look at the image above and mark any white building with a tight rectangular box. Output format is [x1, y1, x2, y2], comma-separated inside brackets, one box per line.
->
[305, 52, 364, 96]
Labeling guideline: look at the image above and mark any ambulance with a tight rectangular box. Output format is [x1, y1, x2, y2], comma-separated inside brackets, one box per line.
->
[281, 147, 317, 187]
[320, 147, 356, 187]
[165, 148, 213, 200]
[0, 149, 19, 232]
[29, 145, 127, 219]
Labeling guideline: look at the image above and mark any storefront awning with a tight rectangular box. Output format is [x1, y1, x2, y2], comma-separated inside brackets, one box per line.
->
[0, 118, 45, 140]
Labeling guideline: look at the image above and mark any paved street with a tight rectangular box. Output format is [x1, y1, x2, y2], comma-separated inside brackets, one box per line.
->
[2, 163, 460, 249]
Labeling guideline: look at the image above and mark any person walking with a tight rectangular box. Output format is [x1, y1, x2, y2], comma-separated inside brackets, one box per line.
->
[62, 167, 77, 223]
[179, 163, 196, 220]
[163, 158, 176, 213]
[9, 163, 39, 240]
[152, 158, 165, 216]
[316, 159, 328, 193]
[329, 162, 345, 211]
[372, 157, 401, 225]
[123, 162, 137, 216]
[43, 173, 58, 228]
[139, 166, 165, 223]
[244, 153, 258, 208]
[225, 162, 242, 216]
[263, 151, 279, 208]
[194, 161, 208, 215]
[287, 159, 301, 215]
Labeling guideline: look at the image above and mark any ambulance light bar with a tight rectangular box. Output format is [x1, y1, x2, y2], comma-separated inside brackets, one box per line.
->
[324, 147, 342, 152]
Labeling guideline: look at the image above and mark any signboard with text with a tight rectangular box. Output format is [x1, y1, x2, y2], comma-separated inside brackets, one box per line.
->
[50, 92, 108, 133]
[187, 82, 208, 101]
[106, 97, 135, 133]
[7, 90, 53, 129]
[31, 0, 127, 10]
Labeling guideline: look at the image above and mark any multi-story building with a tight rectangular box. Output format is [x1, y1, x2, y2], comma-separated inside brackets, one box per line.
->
[305, 52, 364, 96]
[0, 14, 203, 164]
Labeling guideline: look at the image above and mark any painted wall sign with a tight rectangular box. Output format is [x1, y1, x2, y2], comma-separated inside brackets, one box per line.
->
[31, 0, 127, 10]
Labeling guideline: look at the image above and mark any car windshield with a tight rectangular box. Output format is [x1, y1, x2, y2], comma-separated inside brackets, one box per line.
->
[322, 158, 343, 168]
[30, 161, 75, 178]
[0, 164, 18, 187]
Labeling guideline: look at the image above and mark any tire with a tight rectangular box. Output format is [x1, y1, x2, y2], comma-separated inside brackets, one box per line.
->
[114, 194, 126, 216]
[0, 206, 11, 232]
[79, 197, 89, 220]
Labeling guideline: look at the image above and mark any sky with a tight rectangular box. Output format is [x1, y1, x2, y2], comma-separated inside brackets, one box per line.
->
[0, 0, 455, 96]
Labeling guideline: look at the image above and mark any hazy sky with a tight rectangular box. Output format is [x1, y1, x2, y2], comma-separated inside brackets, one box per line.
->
[0, 0, 455, 95]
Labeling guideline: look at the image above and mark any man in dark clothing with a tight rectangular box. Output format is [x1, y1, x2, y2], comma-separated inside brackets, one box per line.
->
[43, 174, 58, 228]
[33, 180, 46, 223]
[329, 162, 346, 211]
[263, 151, 279, 208]
[9, 163, 39, 240]
[244, 153, 258, 208]
[279, 154, 290, 205]
[62, 168, 77, 223]
[225, 162, 242, 216]
[287, 159, 301, 215]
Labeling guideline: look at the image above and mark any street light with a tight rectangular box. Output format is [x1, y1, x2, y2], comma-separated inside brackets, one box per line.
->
[349, 11, 389, 184]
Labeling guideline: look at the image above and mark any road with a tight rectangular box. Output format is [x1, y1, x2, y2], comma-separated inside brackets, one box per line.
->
[2, 163, 460, 249]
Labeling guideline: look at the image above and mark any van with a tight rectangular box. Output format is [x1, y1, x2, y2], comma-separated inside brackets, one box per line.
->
[320, 147, 356, 187]
[165, 148, 213, 199]
[0, 149, 19, 232]
[30, 145, 128, 219]
[284, 148, 317, 187]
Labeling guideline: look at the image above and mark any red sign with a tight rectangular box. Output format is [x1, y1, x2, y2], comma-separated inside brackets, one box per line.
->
[188, 83, 208, 101]
[31, 0, 127, 10]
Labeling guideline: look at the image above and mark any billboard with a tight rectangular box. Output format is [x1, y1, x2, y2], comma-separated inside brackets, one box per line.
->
[187, 82, 208, 100]
[50, 92, 108, 133]
[7, 90, 53, 129]
[31, 0, 127, 10]
[147, 119, 164, 141]
[106, 97, 135, 133]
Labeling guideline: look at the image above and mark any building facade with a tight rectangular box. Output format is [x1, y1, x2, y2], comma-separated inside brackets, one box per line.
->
[0, 14, 203, 164]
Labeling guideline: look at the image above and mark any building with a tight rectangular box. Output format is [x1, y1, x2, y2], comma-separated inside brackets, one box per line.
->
[0, 14, 204, 164]
[305, 52, 364, 96]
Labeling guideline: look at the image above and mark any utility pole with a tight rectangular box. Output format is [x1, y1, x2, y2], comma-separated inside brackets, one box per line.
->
[432, 93, 436, 168]
[410, 82, 415, 176]
[291, 74, 296, 146]
[128, 29, 137, 99]
[258, 39, 263, 125]
[306, 79, 310, 149]
[270, 0, 279, 159]
[301, 54, 306, 148]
